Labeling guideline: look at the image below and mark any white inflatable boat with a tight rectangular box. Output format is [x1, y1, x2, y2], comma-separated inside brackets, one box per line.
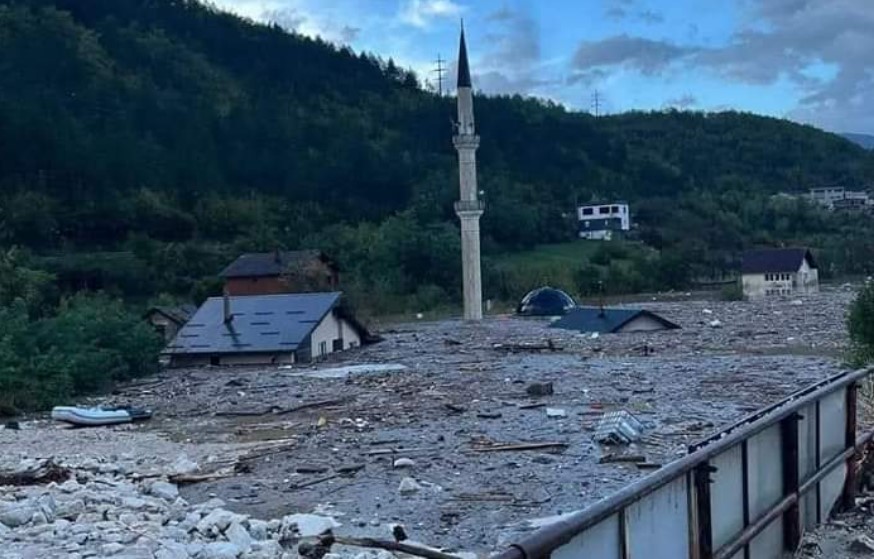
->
[51, 406, 152, 427]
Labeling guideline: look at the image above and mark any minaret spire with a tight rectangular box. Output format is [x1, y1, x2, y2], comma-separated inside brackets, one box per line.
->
[453, 23, 484, 321]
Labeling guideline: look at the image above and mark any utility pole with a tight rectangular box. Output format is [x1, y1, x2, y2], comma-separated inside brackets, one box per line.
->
[591, 90, 602, 117]
[432, 54, 446, 96]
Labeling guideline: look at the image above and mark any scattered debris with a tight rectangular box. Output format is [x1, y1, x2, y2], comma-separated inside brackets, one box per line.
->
[274, 398, 350, 416]
[393, 458, 416, 469]
[594, 411, 644, 445]
[392, 524, 409, 542]
[598, 453, 646, 464]
[398, 477, 422, 495]
[493, 340, 561, 353]
[472, 442, 568, 453]
[444, 403, 467, 414]
[848, 534, 874, 553]
[4, 421, 20, 431]
[0, 459, 70, 486]
[318, 534, 463, 559]
[545, 408, 566, 419]
[708, 319, 723, 329]
[476, 412, 503, 419]
[526, 382, 554, 397]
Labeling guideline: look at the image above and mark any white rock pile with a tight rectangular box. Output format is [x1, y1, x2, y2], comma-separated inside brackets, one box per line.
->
[0, 460, 353, 559]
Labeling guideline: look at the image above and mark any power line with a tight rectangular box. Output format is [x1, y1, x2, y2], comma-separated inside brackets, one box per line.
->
[432, 54, 446, 96]
[591, 90, 602, 117]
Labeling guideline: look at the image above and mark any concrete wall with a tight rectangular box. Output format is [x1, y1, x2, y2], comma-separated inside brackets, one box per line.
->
[617, 314, 673, 333]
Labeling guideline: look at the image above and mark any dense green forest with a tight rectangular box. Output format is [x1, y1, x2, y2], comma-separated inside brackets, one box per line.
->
[3, 0, 874, 311]
[2, 0, 874, 410]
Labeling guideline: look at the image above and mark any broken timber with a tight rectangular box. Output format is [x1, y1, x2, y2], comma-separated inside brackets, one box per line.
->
[472, 442, 568, 453]
[319, 535, 463, 559]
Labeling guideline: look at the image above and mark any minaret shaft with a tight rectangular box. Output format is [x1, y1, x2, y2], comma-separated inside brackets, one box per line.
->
[453, 25, 483, 321]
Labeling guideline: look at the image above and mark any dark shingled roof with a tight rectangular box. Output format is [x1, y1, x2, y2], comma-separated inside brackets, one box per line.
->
[457, 25, 471, 88]
[165, 292, 340, 355]
[219, 250, 334, 279]
[145, 304, 197, 326]
[550, 307, 680, 334]
[741, 248, 816, 274]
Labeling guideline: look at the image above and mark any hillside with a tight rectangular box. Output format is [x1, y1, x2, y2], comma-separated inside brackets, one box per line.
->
[843, 133, 874, 150]
[1, 0, 874, 312]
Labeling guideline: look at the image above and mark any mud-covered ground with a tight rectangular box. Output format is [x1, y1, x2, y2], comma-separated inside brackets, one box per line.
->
[2, 288, 858, 554]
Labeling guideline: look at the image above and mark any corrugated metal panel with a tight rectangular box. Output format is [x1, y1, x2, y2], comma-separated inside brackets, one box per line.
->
[747, 425, 784, 519]
[798, 403, 819, 530]
[165, 292, 340, 355]
[626, 477, 689, 559]
[819, 390, 846, 464]
[710, 444, 745, 551]
[749, 517, 783, 558]
[552, 514, 620, 559]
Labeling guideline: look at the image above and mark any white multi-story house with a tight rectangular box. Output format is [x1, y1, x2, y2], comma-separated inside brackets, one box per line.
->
[807, 187, 871, 210]
[741, 248, 819, 300]
[577, 202, 630, 240]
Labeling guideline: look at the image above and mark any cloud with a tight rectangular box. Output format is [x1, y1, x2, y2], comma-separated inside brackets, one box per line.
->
[469, 7, 561, 96]
[604, 1, 663, 24]
[572, 35, 691, 75]
[398, 0, 464, 28]
[261, 6, 361, 44]
[663, 94, 697, 109]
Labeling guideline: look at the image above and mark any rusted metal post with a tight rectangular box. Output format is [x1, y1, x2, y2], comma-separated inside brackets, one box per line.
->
[842, 383, 859, 510]
[693, 463, 714, 559]
[780, 413, 801, 550]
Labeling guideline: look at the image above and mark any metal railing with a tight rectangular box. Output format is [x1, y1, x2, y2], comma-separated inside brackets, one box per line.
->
[492, 367, 874, 559]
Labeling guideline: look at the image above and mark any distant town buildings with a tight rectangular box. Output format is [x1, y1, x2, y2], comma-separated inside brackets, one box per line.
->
[741, 248, 819, 300]
[806, 187, 872, 211]
[576, 202, 630, 240]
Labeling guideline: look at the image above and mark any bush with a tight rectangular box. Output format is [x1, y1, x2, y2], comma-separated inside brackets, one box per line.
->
[848, 281, 874, 366]
[0, 294, 163, 415]
[720, 282, 744, 301]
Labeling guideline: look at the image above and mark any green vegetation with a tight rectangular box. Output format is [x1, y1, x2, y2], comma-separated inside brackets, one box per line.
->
[848, 282, 874, 367]
[1, 0, 874, 409]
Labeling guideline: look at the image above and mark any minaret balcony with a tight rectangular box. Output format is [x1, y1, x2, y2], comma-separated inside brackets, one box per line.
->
[453, 134, 480, 149]
[454, 200, 485, 213]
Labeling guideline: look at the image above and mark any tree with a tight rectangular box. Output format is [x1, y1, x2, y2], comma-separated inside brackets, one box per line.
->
[848, 281, 874, 366]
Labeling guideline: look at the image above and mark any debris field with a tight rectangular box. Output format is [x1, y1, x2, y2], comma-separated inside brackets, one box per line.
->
[0, 288, 858, 557]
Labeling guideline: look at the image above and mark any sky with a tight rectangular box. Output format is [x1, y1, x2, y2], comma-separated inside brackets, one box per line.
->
[210, 0, 874, 135]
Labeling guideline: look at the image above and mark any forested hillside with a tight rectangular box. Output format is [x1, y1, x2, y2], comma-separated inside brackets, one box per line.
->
[2, 0, 874, 312]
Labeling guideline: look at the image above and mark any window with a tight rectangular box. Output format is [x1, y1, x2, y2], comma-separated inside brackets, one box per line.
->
[319, 341, 328, 357]
[611, 206, 619, 213]
[599, 207, 610, 214]
[582, 208, 593, 216]
[765, 274, 771, 281]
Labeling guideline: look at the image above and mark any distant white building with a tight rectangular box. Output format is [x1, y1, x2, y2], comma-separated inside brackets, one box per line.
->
[741, 248, 819, 300]
[577, 202, 630, 240]
[807, 187, 871, 210]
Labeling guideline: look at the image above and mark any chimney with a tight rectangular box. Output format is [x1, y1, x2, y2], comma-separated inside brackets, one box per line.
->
[223, 289, 233, 324]
[274, 248, 281, 264]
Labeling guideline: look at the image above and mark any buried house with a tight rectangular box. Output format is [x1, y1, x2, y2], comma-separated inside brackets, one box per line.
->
[550, 307, 680, 334]
[164, 292, 374, 367]
[219, 250, 339, 296]
[741, 247, 819, 300]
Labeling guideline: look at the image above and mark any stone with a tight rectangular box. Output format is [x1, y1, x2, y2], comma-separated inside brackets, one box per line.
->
[398, 477, 421, 495]
[849, 534, 874, 553]
[121, 496, 149, 510]
[101, 542, 126, 555]
[119, 512, 140, 525]
[280, 514, 340, 537]
[244, 540, 284, 558]
[708, 319, 723, 328]
[0, 502, 36, 527]
[266, 519, 282, 534]
[545, 408, 566, 418]
[170, 457, 199, 476]
[196, 508, 241, 534]
[226, 521, 253, 551]
[196, 542, 241, 559]
[155, 542, 191, 559]
[392, 458, 415, 469]
[0, 522, 10, 538]
[59, 479, 82, 493]
[56, 498, 86, 520]
[30, 510, 47, 525]
[246, 519, 269, 541]
[196, 498, 226, 512]
[150, 481, 180, 501]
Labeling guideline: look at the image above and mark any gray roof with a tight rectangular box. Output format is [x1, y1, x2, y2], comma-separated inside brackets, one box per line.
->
[164, 292, 342, 355]
[741, 248, 816, 274]
[550, 307, 680, 334]
[146, 304, 197, 325]
[218, 250, 334, 278]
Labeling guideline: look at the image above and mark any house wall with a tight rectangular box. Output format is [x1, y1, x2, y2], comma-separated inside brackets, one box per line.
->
[224, 276, 287, 296]
[309, 311, 361, 359]
[147, 314, 180, 343]
[168, 352, 295, 368]
[742, 260, 819, 300]
[617, 315, 673, 333]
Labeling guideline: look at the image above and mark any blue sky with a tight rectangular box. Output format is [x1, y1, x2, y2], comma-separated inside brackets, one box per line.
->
[211, 0, 874, 134]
